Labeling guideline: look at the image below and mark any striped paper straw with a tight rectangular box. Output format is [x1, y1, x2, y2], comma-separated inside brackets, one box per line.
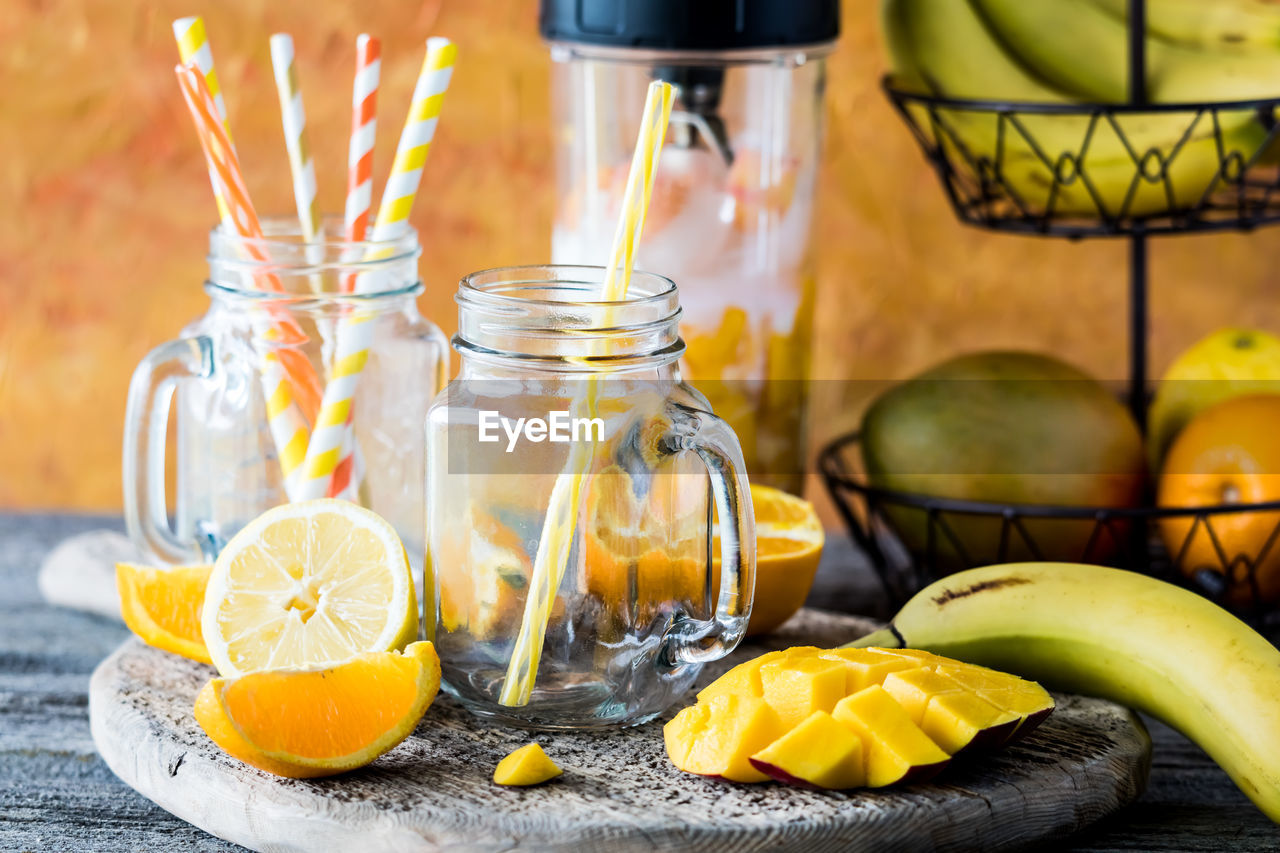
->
[175, 63, 318, 497]
[173, 17, 232, 224]
[499, 81, 675, 707]
[294, 37, 456, 502]
[345, 34, 381, 254]
[268, 34, 322, 244]
[369, 37, 456, 244]
[329, 34, 382, 501]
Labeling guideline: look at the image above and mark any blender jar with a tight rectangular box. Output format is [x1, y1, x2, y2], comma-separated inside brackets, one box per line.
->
[542, 0, 839, 493]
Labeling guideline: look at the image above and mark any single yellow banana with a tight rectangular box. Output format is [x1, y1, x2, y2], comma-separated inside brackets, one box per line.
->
[973, 0, 1280, 103]
[1089, 0, 1280, 50]
[851, 563, 1280, 823]
[882, 0, 1269, 216]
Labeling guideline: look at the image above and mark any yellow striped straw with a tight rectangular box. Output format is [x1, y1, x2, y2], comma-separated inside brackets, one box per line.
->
[499, 81, 675, 707]
[173, 16, 232, 224]
[293, 37, 457, 501]
[261, 350, 311, 493]
[269, 34, 322, 243]
[369, 37, 456, 244]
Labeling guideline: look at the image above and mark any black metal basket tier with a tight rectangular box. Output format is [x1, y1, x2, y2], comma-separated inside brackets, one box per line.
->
[884, 79, 1280, 239]
[829, 3, 1280, 627]
[820, 432, 1280, 629]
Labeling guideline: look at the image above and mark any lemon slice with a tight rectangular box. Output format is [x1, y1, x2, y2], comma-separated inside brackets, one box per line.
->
[202, 500, 417, 677]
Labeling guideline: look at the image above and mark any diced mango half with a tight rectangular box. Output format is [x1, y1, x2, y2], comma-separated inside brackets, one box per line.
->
[493, 743, 562, 786]
[669, 645, 1055, 791]
[750, 711, 865, 789]
[832, 685, 950, 787]
[665, 693, 785, 783]
[757, 656, 850, 729]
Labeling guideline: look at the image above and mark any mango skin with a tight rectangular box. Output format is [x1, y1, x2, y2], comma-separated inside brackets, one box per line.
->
[861, 351, 1145, 569]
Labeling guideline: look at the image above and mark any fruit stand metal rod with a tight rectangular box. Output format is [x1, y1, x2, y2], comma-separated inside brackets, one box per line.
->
[1127, 0, 1149, 432]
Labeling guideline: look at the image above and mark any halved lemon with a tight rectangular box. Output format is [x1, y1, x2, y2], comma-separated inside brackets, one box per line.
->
[201, 500, 417, 677]
[194, 641, 440, 778]
[116, 562, 213, 664]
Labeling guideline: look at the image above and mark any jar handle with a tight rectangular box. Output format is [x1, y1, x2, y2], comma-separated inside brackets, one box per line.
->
[122, 336, 214, 565]
[659, 402, 757, 667]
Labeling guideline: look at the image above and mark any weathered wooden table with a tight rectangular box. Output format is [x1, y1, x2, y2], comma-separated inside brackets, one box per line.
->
[3, 512, 1278, 851]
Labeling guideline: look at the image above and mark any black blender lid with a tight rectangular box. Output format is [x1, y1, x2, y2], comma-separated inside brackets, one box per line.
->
[539, 0, 839, 50]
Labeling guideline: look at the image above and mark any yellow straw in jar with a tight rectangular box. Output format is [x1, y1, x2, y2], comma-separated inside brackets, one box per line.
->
[499, 80, 675, 707]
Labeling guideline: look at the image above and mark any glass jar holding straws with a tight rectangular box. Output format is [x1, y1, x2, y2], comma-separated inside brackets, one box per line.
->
[124, 22, 457, 566]
[123, 218, 448, 564]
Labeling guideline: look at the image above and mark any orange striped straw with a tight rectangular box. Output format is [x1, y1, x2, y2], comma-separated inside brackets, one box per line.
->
[327, 34, 382, 499]
[345, 34, 381, 252]
[175, 62, 324, 494]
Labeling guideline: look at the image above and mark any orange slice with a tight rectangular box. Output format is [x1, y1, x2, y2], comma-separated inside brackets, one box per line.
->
[582, 465, 705, 619]
[715, 485, 825, 635]
[116, 562, 213, 664]
[194, 641, 440, 778]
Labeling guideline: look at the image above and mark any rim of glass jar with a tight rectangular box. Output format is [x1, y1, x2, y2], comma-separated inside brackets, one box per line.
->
[547, 41, 835, 67]
[205, 215, 423, 302]
[454, 264, 685, 371]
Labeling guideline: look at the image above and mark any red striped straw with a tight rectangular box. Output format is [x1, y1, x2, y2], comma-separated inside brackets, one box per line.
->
[174, 62, 324, 424]
[328, 34, 382, 499]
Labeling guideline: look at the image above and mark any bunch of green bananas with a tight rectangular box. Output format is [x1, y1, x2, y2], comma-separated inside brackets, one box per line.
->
[852, 563, 1280, 823]
[882, 0, 1280, 217]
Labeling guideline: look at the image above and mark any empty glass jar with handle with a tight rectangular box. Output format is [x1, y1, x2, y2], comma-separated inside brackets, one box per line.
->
[426, 265, 756, 730]
[122, 217, 447, 566]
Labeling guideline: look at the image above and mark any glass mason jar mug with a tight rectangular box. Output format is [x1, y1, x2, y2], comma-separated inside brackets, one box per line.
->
[123, 217, 448, 565]
[426, 265, 756, 730]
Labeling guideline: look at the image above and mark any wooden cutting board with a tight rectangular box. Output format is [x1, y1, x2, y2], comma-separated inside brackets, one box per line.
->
[90, 609, 1151, 853]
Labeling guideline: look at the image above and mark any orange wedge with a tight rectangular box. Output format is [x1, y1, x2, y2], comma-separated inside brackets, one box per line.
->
[116, 562, 213, 664]
[194, 641, 441, 779]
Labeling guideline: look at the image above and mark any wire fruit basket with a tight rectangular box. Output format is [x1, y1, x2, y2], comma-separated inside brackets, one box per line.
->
[884, 84, 1280, 238]
[824, 0, 1280, 627]
[820, 433, 1280, 629]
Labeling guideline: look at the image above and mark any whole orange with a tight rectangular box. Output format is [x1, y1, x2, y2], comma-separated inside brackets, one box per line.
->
[1157, 394, 1280, 607]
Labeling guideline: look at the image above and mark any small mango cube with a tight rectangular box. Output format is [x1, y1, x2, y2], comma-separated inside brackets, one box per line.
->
[817, 647, 922, 693]
[695, 650, 788, 703]
[933, 664, 1056, 741]
[757, 655, 849, 728]
[882, 667, 1018, 753]
[665, 693, 785, 783]
[750, 711, 866, 789]
[493, 743, 562, 786]
[832, 685, 950, 787]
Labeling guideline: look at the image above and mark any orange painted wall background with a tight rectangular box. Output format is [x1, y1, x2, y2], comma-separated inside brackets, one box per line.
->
[4, 0, 1280, 513]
